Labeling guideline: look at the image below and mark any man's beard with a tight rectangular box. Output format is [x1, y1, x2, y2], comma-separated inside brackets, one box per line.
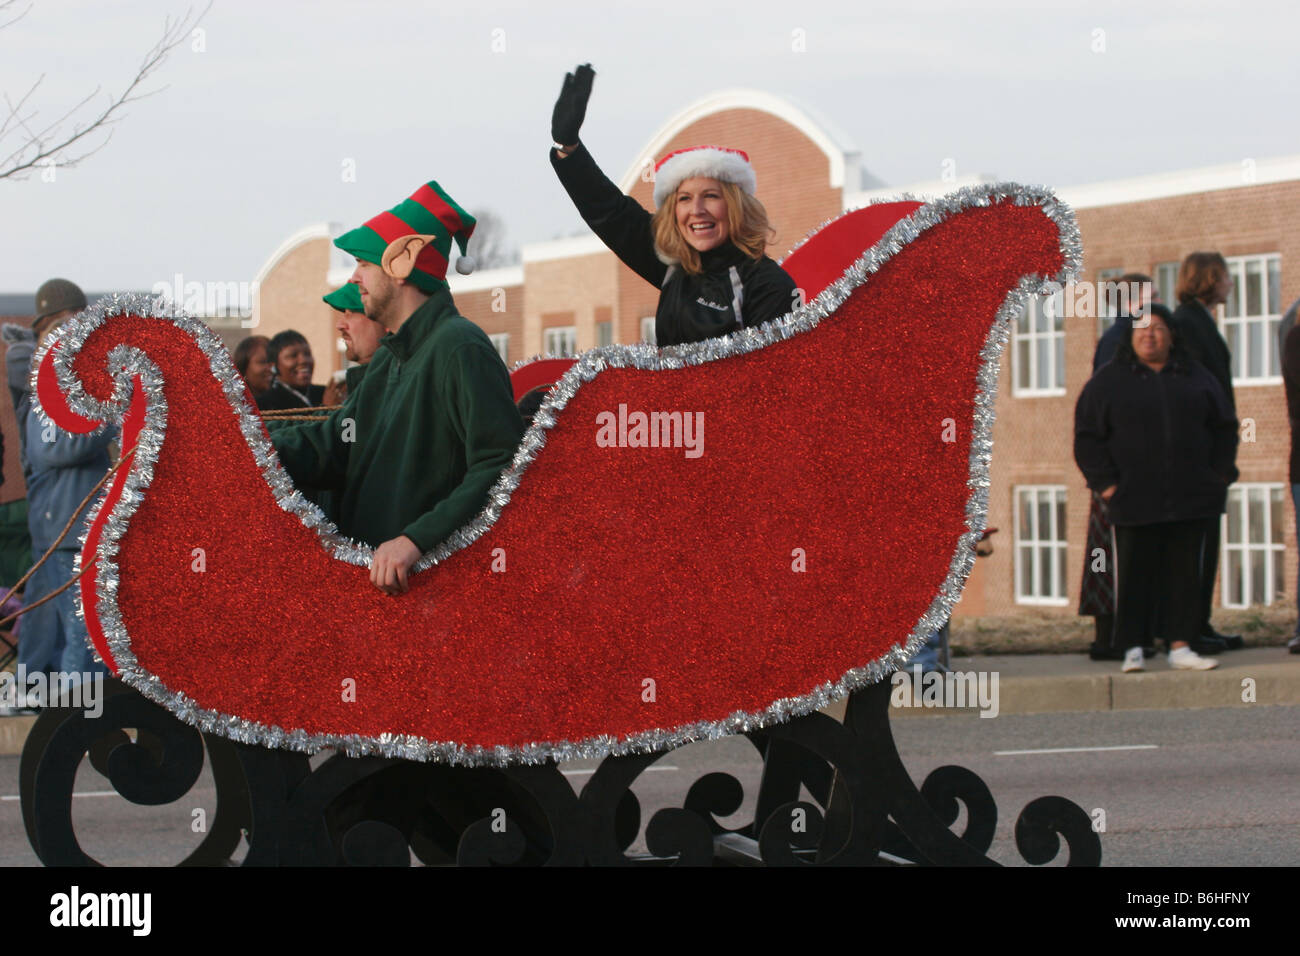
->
[363, 280, 395, 325]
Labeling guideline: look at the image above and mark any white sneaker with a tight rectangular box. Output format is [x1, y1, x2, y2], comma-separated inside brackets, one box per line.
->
[1169, 646, 1218, 670]
[1121, 647, 1144, 672]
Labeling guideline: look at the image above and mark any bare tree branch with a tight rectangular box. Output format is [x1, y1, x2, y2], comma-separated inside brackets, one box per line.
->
[0, 1, 32, 31]
[0, 0, 211, 181]
[465, 208, 520, 270]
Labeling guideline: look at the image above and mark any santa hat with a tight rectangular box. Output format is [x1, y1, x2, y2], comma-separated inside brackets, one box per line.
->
[334, 181, 477, 292]
[652, 146, 756, 209]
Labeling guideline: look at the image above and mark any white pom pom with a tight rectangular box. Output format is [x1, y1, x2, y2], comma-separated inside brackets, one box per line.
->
[455, 255, 476, 276]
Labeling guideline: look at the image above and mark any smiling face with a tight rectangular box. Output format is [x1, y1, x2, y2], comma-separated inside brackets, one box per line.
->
[276, 341, 314, 388]
[674, 177, 731, 253]
[1132, 312, 1172, 369]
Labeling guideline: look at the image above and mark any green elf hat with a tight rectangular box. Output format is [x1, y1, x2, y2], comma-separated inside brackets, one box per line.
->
[323, 283, 364, 313]
[334, 181, 477, 293]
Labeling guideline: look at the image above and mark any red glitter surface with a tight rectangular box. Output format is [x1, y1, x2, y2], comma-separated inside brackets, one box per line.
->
[50, 199, 1063, 753]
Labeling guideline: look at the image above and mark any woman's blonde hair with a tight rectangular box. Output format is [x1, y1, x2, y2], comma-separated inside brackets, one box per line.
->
[651, 179, 775, 275]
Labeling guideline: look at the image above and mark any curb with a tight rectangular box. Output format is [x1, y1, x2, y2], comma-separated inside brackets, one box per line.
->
[0, 714, 37, 756]
[883, 656, 1300, 718]
[2, 654, 1298, 756]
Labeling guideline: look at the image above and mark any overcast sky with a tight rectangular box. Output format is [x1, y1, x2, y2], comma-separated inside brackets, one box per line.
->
[1, 0, 1296, 293]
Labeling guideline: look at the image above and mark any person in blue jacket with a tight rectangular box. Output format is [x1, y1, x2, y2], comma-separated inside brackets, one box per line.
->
[5, 279, 115, 704]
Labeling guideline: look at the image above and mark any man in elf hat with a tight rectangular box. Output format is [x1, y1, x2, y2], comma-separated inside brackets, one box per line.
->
[272, 183, 523, 595]
[323, 282, 385, 391]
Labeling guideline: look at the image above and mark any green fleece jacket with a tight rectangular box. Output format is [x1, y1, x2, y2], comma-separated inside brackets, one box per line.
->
[271, 288, 523, 552]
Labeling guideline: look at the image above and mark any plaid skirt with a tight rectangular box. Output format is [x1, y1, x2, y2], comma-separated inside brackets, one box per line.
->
[1078, 491, 1116, 617]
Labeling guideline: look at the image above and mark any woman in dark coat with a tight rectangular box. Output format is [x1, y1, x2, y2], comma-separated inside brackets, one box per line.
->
[550, 64, 797, 348]
[1081, 282, 1159, 660]
[1074, 309, 1238, 672]
[1170, 252, 1244, 653]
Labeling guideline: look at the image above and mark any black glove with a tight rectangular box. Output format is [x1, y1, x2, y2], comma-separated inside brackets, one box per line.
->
[551, 63, 595, 147]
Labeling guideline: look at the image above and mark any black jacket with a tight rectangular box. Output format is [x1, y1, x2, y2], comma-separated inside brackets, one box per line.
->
[257, 380, 325, 411]
[1074, 354, 1238, 526]
[1092, 315, 1132, 373]
[1172, 299, 1234, 409]
[1283, 323, 1300, 483]
[551, 143, 796, 346]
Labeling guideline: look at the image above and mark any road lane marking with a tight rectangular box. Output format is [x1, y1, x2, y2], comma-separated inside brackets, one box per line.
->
[994, 744, 1159, 756]
[1, 789, 120, 801]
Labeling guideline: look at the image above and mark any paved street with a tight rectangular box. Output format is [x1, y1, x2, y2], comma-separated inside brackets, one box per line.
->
[3, 704, 1296, 866]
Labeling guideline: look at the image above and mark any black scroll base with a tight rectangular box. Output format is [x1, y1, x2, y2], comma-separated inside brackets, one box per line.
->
[19, 677, 1101, 866]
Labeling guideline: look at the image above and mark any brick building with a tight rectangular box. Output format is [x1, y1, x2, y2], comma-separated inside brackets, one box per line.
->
[241, 93, 1300, 619]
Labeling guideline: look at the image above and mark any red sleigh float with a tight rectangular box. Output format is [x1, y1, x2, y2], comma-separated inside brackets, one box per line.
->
[34, 186, 1079, 765]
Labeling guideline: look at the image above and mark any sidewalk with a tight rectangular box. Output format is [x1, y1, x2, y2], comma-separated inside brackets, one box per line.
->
[1, 648, 1297, 754]
[882, 646, 1300, 718]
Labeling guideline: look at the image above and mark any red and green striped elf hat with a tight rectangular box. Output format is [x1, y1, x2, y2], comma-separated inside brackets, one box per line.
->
[334, 181, 477, 292]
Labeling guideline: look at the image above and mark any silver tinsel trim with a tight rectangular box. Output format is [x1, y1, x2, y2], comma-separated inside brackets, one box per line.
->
[37, 184, 1081, 766]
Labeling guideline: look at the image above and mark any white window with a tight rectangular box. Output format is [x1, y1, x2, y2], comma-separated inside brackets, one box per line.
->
[1095, 268, 1124, 337]
[543, 326, 576, 358]
[640, 316, 656, 346]
[1221, 484, 1285, 608]
[489, 333, 509, 364]
[1014, 486, 1068, 605]
[1155, 261, 1179, 310]
[1012, 296, 1065, 396]
[1222, 253, 1282, 384]
[597, 321, 613, 347]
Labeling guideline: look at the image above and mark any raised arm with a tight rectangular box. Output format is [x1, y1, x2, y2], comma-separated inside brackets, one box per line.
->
[550, 64, 668, 288]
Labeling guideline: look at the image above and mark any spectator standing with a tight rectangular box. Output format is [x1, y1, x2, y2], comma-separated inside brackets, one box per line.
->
[1093, 273, 1158, 372]
[1083, 277, 1159, 660]
[1075, 309, 1236, 672]
[1276, 295, 1299, 366]
[7, 280, 115, 701]
[0, 329, 31, 590]
[1282, 321, 1300, 654]
[1171, 252, 1243, 653]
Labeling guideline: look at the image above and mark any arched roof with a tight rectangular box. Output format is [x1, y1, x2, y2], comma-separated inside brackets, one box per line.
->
[616, 89, 861, 197]
[252, 222, 334, 288]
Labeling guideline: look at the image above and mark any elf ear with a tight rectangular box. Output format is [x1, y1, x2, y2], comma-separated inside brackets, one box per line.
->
[381, 235, 438, 280]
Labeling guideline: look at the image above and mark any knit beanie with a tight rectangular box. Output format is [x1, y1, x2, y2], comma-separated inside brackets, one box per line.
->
[35, 278, 87, 322]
